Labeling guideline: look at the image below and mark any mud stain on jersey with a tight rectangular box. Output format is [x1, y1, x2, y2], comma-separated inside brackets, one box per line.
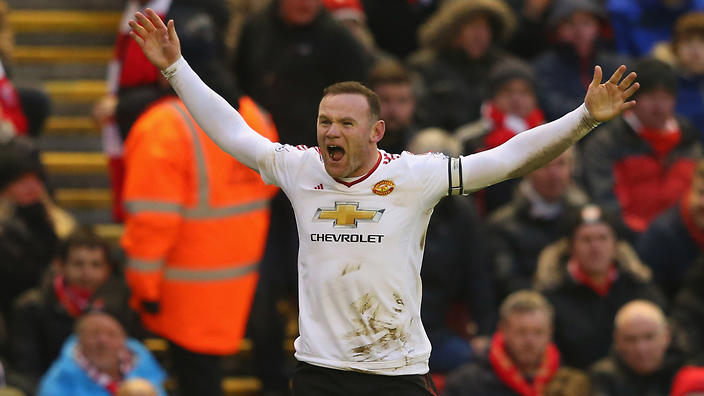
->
[345, 291, 411, 361]
[341, 262, 362, 276]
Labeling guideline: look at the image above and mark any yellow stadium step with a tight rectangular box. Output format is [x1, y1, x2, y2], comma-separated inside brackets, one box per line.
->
[223, 377, 261, 396]
[41, 151, 107, 174]
[46, 116, 99, 135]
[9, 10, 122, 33]
[54, 188, 111, 209]
[94, 223, 123, 244]
[14, 46, 113, 64]
[45, 80, 106, 103]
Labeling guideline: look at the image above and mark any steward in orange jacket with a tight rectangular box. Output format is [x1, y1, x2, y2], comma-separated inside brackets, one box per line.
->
[121, 95, 278, 355]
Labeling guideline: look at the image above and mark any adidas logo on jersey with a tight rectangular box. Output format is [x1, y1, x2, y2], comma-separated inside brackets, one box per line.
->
[314, 184, 324, 190]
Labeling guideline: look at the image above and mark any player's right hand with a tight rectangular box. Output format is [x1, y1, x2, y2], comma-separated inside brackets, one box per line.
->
[128, 8, 181, 71]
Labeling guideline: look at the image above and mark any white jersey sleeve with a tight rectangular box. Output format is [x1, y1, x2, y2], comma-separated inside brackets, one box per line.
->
[257, 144, 316, 188]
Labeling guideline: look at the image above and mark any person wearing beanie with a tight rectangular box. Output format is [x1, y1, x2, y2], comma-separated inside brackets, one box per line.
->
[673, 12, 704, 137]
[534, 204, 665, 369]
[671, 366, 704, 396]
[37, 311, 166, 396]
[590, 300, 686, 396]
[408, 0, 517, 131]
[581, 58, 702, 234]
[0, 136, 59, 327]
[456, 59, 545, 214]
[10, 228, 134, 382]
[533, 0, 629, 121]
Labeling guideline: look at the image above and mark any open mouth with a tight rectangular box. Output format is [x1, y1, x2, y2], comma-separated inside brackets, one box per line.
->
[327, 145, 345, 162]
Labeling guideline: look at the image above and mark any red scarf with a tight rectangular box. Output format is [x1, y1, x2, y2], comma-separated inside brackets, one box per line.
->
[680, 191, 704, 249]
[75, 345, 134, 395]
[482, 102, 545, 149]
[488, 332, 560, 396]
[625, 111, 682, 159]
[567, 259, 619, 296]
[53, 275, 100, 318]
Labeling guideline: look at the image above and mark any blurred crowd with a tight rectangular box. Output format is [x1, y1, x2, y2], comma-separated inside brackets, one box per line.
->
[2, 0, 704, 395]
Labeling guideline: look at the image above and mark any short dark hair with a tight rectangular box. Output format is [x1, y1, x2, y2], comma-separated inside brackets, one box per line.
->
[322, 81, 381, 121]
[58, 227, 111, 264]
[366, 60, 412, 90]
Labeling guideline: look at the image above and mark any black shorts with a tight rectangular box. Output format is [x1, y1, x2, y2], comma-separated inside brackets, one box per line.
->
[291, 362, 438, 396]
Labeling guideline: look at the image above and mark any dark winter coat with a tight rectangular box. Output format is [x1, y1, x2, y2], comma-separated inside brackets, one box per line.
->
[444, 355, 522, 396]
[671, 259, 704, 359]
[590, 350, 685, 396]
[234, 3, 368, 146]
[535, 240, 666, 369]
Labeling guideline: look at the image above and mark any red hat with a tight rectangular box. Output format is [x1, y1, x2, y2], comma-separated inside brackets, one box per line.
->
[672, 366, 704, 396]
[322, 0, 365, 21]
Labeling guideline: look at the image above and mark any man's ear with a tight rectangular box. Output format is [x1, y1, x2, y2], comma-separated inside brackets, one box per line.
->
[370, 119, 385, 143]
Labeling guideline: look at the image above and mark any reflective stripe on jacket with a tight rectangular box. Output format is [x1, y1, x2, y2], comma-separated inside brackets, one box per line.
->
[121, 96, 278, 354]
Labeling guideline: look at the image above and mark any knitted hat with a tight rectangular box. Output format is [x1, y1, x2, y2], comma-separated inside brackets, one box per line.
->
[487, 59, 537, 98]
[671, 366, 704, 396]
[0, 135, 42, 192]
[547, 0, 605, 30]
[630, 58, 678, 98]
[322, 0, 365, 22]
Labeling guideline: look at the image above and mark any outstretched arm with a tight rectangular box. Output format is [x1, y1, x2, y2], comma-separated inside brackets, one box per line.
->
[460, 65, 639, 192]
[128, 9, 272, 170]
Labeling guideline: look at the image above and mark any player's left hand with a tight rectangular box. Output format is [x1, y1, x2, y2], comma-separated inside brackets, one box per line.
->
[584, 65, 639, 122]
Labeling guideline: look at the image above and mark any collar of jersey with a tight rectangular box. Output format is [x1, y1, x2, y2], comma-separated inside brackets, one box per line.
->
[333, 151, 382, 188]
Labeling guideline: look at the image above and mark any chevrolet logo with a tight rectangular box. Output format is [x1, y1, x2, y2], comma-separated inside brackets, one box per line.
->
[313, 202, 384, 228]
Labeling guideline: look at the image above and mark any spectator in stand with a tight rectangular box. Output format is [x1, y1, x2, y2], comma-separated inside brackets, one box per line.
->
[673, 12, 704, 137]
[533, 0, 628, 122]
[535, 204, 665, 369]
[607, 0, 704, 57]
[456, 59, 546, 214]
[361, 0, 438, 59]
[444, 290, 560, 396]
[408, 0, 516, 131]
[37, 311, 166, 396]
[322, 0, 390, 69]
[671, 366, 704, 396]
[405, 129, 496, 374]
[582, 58, 702, 234]
[487, 148, 588, 301]
[637, 159, 704, 299]
[505, 0, 554, 60]
[11, 228, 132, 380]
[367, 60, 420, 154]
[590, 300, 685, 396]
[0, 137, 63, 325]
[671, 257, 704, 360]
[544, 368, 592, 396]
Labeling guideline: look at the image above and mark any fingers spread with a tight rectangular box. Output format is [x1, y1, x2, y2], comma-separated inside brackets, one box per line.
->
[608, 65, 627, 85]
[146, 8, 167, 31]
[128, 20, 148, 38]
[129, 30, 145, 47]
[619, 72, 637, 91]
[623, 82, 640, 99]
[591, 65, 603, 86]
[620, 100, 637, 112]
[135, 12, 155, 32]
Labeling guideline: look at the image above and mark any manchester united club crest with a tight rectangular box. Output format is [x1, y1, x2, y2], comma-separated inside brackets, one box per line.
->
[372, 180, 395, 196]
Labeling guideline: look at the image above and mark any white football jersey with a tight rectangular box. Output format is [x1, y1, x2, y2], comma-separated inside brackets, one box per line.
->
[257, 145, 456, 375]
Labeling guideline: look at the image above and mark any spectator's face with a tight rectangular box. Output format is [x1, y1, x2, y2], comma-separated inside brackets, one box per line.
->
[556, 11, 600, 55]
[614, 315, 670, 375]
[677, 35, 704, 75]
[633, 88, 676, 130]
[78, 314, 127, 374]
[60, 246, 110, 292]
[501, 310, 552, 370]
[493, 78, 538, 119]
[1, 173, 43, 205]
[454, 15, 493, 59]
[527, 150, 573, 202]
[280, 0, 321, 26]
[571, 222, 616, 277]
[317, 93, 384, 178]
[375, 83, 416, 133]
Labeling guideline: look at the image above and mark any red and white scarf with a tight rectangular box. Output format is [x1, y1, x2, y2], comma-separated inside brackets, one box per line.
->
[488, 332, 560, 396]
[567, 259, 619, 297]
[481, 102, 545, 150]
[53, 274, 102, 318]
[74, 345, 135, 395]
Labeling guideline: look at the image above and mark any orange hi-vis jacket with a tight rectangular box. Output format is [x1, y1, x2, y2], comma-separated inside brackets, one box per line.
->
[121, 96, 278, 354]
